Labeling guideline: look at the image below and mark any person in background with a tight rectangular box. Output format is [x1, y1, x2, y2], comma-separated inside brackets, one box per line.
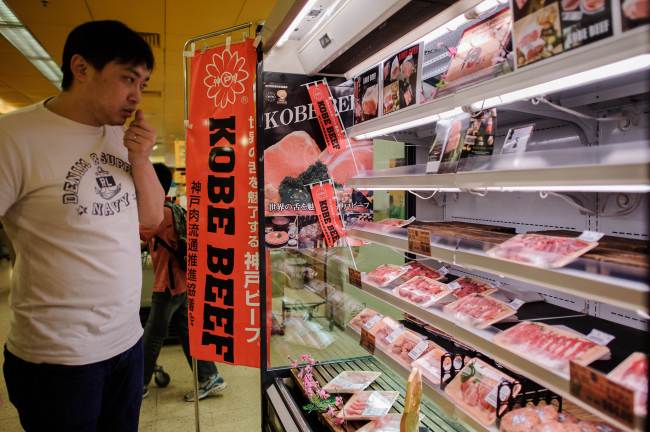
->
[140, 163, 226, 401]
[0, 21, 164, 431]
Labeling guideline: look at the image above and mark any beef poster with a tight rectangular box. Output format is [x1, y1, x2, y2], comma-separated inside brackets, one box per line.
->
[620, 0, 650, 30]
[512, 1, 564, 68]
[421, 25, 469, 104]
[263, 72, 373, 249]
[441, 8, 513, 92]
[382, 44, 420, 115]
[560, 0, 613, 51]
[353, 66, 380, 124]
[185, 39, 262, 367]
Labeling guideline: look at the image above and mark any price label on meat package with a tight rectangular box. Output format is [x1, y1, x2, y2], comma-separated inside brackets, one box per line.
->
[408, 227, 432, 256]
[364, 314, 383, 331]
[385, 327, 406, 344]
[408, 340, 430, 360]
[570, 362, 635, 428]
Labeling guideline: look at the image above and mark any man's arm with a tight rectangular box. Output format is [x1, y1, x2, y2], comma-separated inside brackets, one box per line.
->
[124, 110, 164, 229]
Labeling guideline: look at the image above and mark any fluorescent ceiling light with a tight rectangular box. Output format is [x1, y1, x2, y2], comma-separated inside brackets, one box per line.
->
[301, 0, 349, 46]
[471, 54, 650, 111]
[0, 0, 62, 87]
[276, 0, 318, 47]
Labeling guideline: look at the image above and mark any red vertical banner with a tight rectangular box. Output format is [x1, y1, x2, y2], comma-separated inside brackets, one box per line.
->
[309, 181, 347, 247]
[306, 81, 349, 154]
[185, 39, 262, 367]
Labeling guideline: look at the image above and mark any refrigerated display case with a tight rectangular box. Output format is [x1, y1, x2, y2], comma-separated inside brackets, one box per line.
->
[260, 1, 649, 431]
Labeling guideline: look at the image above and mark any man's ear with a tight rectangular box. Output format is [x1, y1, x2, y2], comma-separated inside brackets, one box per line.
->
[69, 54, 91, 84]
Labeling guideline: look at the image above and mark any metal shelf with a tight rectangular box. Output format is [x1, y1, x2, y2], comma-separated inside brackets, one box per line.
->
[347, 27, 650, 139]
[350, 280, 645, 432]
[347, 162, 650, 192]
[345, 326, 495, 432]
[347, 225, 649, 314]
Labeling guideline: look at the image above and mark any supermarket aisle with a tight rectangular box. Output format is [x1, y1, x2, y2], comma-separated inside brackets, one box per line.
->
[0, 266, 261, 431]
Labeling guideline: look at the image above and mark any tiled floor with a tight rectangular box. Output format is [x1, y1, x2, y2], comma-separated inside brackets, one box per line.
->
[0, 261, 261, 431]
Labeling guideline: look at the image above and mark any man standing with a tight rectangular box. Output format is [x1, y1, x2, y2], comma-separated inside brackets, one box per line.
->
[0, 21, 163, 431]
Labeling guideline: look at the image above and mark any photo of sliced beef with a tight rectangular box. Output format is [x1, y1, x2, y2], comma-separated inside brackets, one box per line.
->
[264, 131, 321, 208]
[319, 138, 373, 185]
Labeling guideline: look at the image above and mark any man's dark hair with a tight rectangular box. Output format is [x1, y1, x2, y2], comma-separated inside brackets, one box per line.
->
[61, 20, 154, 90]
[153, 163, 172, 195]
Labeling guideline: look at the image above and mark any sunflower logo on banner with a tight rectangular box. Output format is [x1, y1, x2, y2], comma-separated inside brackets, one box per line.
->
[203, 48, 250, 109]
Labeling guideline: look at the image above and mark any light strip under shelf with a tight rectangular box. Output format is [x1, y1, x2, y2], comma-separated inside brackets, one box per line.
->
[356, 185, 650, 193]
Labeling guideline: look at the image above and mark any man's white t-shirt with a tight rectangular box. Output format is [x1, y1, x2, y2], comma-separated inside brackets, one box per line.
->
[0, 101, 143, 365]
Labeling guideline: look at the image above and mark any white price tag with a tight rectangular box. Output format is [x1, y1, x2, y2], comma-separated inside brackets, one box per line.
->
[363, 314, 383, 330]
[578, 231, 604, 242]
[385, 326, 405, 344]
[408, 340, 430, 360]
[509, 299, 525, 310]
[438, 267, 449, 275]
[485, 385, 499, 408]
[448, 281, 461, 290]
[364, 392, 391, 416]
[586, 329, 615, 346]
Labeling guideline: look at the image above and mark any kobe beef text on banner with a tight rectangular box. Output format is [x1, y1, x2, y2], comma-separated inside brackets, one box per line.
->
[185, 39, 261, 367]
[310, 181, 346, 247]
[307, 81, 349, 154]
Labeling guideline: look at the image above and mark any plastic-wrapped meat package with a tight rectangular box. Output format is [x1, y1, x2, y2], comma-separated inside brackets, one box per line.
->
[445, 358, 520, 427]
[386, 330, 433, 368]
[486, 234, 598, 268]
[399, 262, 444, 282]
[450, 276, 498, 299]
[322, 371, 382, 393]
[337, 390, 399, 420]
[349, 308, 384, 333]
[443, 293, 516, 329]
[355, 413, 402, 432]
[493, 321, 610, 376]
[368, 317, 403, 348]
[411, 344, 448, 384]
[365, 264, 409, 287]
[607, 352, 648, 415]
[393, 276, 453, 308]
[500, 405, 559, 432]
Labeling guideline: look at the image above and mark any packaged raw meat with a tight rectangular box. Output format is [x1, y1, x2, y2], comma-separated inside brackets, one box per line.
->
[368, 317, 404, 348]
[531, 422, 565, 432]
[386, 331, 433, 368]
[486, 234, 598, 268]
[493, 322, 611, 376]
[376, 217, 414, 227]
[398, 261, 444, 282]
[607, 352, 648, 415]
[365, 264, 409, 287]
[337, 391, 399, 420]
[499, 407, 541, 432]
[411, 344, 448, 384]
[443, 293, 516, 329]
[349, 308, 384, 333]
[449, 276, 498, 299]
[393, 276, 453, 308]
[500, 404, 561, 432]
[445, 358, 520, 427]
[322, 370, 382, 393]
[355, 414, 402, 432]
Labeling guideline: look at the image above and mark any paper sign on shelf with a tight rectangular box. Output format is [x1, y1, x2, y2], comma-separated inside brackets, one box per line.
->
[360, 328, 376, 354]
[570, 362, 635, 428]
[348, 267, 362, 288]
[578, 231, 605, 242]
[306, 80, 349, 154]
[586, 329, 616, 346]
[408, 227, 432, 256]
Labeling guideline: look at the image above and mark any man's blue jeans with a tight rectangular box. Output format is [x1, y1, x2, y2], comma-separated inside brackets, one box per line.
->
[3, 339, 143, 432]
